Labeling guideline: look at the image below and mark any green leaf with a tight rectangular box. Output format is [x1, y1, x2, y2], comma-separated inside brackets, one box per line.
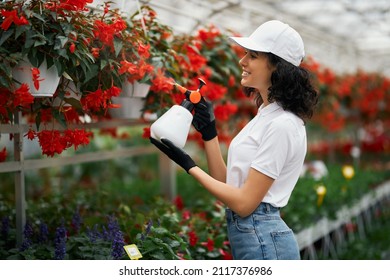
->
[113, 38, 123, 57]
[52, 110, 67, 128]
[62, 72, 73, 81]
[56, 36, 69, 49]
[0, 30, 13, 46]
[63, 97, 83, 112]
[35, 111, 41, 131]
[152, 227, 168, 235]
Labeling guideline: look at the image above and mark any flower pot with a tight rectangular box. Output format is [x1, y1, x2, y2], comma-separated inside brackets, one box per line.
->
[12, 59, 60, 97]
[109, 81, 150, 119]
[121, 80, 150, 98]
[110, 96, 145, 119]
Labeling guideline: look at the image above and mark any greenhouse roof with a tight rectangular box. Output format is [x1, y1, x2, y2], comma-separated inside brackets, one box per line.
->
[136, 0, 390, 76]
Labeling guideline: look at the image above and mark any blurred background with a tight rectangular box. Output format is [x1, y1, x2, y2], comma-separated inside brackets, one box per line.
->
[0, 0, 389, 260]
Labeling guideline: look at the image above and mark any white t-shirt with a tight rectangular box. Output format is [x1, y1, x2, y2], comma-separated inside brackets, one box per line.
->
[226, 102, 307, 207]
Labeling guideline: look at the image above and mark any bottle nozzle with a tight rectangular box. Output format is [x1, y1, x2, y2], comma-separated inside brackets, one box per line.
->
[197, 78, 206, 91]
[175, 83, 189, 95]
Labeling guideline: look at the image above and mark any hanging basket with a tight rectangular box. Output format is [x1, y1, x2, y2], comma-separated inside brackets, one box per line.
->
[12, 59, 61, 97]
[110, 96, 145, 119]
[121, 80, 151, 98]
[109, 81, 150, 119]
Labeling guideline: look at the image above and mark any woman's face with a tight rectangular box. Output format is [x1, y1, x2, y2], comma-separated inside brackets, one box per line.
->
[239, 50, 275, 94]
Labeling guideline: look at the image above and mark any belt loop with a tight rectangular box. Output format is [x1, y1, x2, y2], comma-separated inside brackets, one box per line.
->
[265, 203, 271, 213]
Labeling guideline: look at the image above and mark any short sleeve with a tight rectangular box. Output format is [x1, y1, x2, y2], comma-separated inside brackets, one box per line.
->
[250, 120, 293, 179]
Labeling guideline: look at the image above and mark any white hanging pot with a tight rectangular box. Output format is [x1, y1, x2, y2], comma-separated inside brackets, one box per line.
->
[121, 80, 150, 98]
[110, 96, 145, 119]
[12, 58, 61, 97]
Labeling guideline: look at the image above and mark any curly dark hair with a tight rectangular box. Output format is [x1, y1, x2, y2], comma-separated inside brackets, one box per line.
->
[243, 52, 318, 121]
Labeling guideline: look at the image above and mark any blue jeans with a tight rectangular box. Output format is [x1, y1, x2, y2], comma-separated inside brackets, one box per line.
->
[226, 203, 300, 260]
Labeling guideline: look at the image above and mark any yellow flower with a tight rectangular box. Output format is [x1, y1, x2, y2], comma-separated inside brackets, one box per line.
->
[316, 185, 327, 207]
[342, 165, 355, 180]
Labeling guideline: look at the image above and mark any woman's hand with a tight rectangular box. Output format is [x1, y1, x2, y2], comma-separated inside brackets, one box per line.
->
[150, 137, 197, 173]
[192, 97, 217, 141]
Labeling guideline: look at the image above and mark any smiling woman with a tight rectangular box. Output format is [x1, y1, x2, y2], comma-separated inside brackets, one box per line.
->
[150, 19, 319, 260]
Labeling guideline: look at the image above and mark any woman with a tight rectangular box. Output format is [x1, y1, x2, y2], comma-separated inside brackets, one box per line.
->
[150, 20, 318, 260]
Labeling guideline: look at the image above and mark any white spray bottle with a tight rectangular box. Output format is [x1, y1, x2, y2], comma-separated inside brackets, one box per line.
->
[150, 78, 206, 148]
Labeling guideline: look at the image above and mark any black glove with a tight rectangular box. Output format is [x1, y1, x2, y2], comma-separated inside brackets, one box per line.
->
[150, 137, 196, 173]
[192, 97, 217, 141]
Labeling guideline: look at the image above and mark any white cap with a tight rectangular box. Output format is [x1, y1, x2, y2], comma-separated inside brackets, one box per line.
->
[230, 20, 305, 66]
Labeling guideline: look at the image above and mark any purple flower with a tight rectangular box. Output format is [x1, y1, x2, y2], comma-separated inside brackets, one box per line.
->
[145, 219, 153, 236]
[1, 216, 10, 240]
[105, 215, 125, 259]
[102, 225, 110, 241]
[38, 221, 49, 244]
[71, 208, 83, 233]
[86, 224, 101, 243]
[107, 215, 120, 240]
[111, 230, 125, 260]
[54, 220, 67, 260]
[20, 220, 34, 251]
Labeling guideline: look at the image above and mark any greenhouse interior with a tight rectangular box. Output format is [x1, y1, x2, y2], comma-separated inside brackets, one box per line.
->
[0, 0, 389, 261]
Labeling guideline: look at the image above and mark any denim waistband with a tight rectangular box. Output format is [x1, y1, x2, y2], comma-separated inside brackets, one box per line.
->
[226, 202, 280, 218]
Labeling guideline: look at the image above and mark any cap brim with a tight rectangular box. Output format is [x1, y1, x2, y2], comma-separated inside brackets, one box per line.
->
[229, 36, 270, 52]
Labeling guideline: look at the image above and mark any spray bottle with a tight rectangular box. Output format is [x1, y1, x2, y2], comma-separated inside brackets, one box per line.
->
[150, 78, 206, 148]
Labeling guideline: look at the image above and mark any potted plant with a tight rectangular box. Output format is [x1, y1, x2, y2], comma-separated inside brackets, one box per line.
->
[0, 0, 101, 156]
[107, 5, 177, 120]
[0, 0, 96, 122]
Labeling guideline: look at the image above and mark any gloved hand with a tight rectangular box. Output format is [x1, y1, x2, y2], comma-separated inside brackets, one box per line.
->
[150, 137, 196, 173]
[192, 97, 217, 141]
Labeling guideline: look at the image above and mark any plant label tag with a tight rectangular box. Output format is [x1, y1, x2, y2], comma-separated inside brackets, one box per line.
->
[123, 244, 142, 260]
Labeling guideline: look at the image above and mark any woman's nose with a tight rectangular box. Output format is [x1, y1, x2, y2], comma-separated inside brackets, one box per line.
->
[239, 56, 246, 67]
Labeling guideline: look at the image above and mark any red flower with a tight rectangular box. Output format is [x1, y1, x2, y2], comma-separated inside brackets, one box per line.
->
[202, 81, 227, 101]
[69, 42, 76, 54]
[31, 67, 43, 90]
[185, 45, 207, 72]
[93, 16, 127, 51]
[201, 238, 214, 252]
[138, 42, 150, 59]
[81, 87, 117, 112]
[120, 60, 154, 83]
[60, 0, 93, 11]
[0, 147, 7, 162]
[119, 60, 138, 75]
[64, 129, 92, 150]
[13, 84, 34, 107]
[173, 195, 184, 210]
[136, 60, 154, 80]
[188, 231, 198, 247]
[37, 130, 67, 157]
[214, 103, 238, 121]
[150, 69, 174, 93]
[64, 108, 82, 124]
[142, 127, 151, 139]
[36, 129, 92, 157]
[182, 210, 191, 221]
[0, 10, 29, 31]
[91, 47, 100, 58]
[196, 25, 221, 48]
[25, 128, 36, 140]
[219, 248, 233, 260]
[105, 86, 121, 98]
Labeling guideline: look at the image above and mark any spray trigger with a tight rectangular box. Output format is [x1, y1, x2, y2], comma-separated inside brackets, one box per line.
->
[175, 78, 206, 105]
